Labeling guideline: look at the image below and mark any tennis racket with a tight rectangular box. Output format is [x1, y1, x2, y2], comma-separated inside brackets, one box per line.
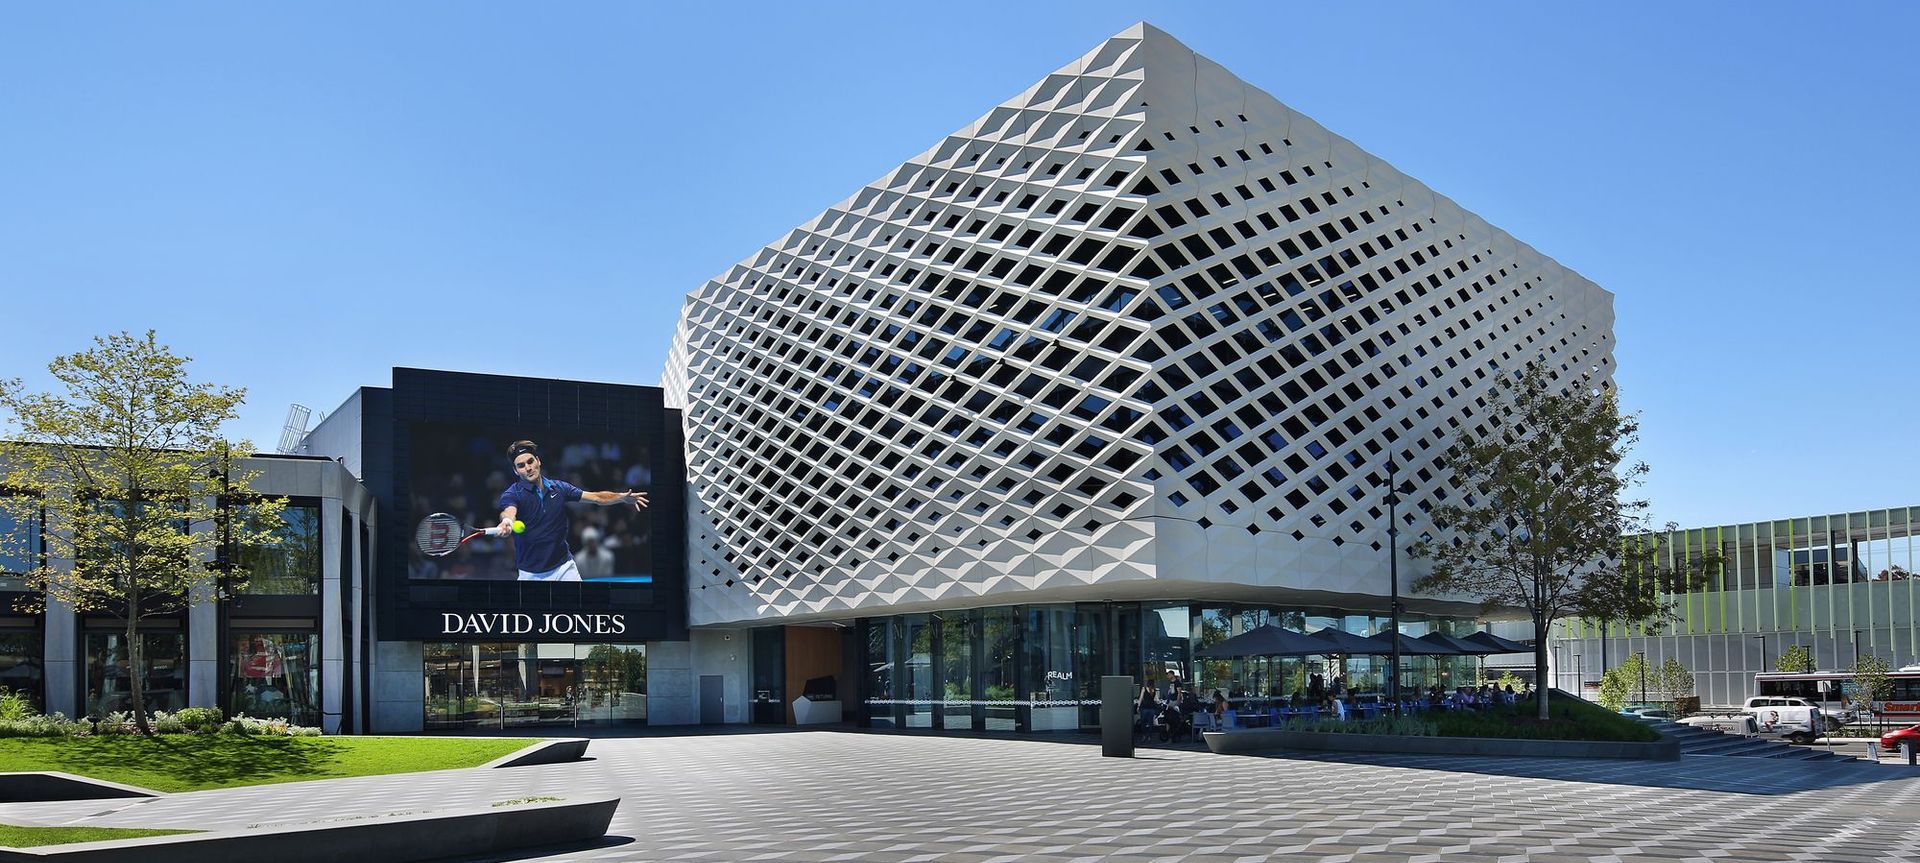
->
[415, 513, 502, 557]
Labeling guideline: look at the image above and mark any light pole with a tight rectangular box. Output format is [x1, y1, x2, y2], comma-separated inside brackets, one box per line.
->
[1636, 651, 1648, 705]
[1385, 459, 1403, 708]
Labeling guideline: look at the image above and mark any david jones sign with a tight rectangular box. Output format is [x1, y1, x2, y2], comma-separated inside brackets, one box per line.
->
[440, 612, 628, 636]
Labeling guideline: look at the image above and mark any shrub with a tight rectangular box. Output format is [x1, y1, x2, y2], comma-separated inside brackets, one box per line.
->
[1284, 715, 1436, 736]
[0, 688, 36, 722]
[174, 707, 223, 732]
[1431, 696, 1660, 742]
[0, 712, 89, 738]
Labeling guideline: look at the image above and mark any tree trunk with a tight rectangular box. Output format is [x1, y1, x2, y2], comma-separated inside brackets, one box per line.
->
[1534, 613, 1551, 721]
[126, 610, 152, 736]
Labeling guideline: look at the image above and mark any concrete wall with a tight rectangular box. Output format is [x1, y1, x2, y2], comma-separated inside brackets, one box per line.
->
[371, 640, 424, 732]
[646, 630, 746, 725]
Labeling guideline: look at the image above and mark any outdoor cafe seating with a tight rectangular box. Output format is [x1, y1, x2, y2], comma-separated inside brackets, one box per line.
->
[1182, 624, 1534, 732]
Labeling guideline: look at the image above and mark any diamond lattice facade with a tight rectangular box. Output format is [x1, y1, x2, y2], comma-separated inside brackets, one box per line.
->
[667, 23, 1615, 627]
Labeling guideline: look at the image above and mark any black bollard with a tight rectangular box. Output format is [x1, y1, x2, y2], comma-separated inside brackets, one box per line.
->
[1908, 741, 1917, 766]
[1101, 676, 1135, 758]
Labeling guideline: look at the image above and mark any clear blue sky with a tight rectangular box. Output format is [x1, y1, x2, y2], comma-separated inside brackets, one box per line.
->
[2, 2, 1914, 528]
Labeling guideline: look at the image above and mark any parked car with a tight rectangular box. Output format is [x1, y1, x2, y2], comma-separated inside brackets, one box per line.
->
[1742, 696, 1847, 742]
[1879, 723, 1920, 755]
[1678, 714, 1759, 736]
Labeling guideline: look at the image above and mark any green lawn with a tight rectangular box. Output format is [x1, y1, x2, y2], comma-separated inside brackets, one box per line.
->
[0, 824, 200, 847]
[0, 736, 537, 793]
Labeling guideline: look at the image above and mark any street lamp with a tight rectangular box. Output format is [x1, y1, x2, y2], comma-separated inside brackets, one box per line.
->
[1385, 459, 1403, 707]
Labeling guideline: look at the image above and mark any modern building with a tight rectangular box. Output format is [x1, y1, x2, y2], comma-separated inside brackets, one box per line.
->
[0, 451, 374, 733]
[0, 24, 1622, 734]
[299, 368, 692, 731]
[1549, 506, 1920, 707]
[666, 23, 1613, 729]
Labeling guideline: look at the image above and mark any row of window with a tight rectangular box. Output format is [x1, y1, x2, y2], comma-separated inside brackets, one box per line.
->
[0, 501, 322, 596]
[0, 629, 319, 726]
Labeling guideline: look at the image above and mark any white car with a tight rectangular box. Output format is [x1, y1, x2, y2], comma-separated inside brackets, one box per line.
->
[1742, 696, 1847, 742]
[1678, 714, 1759, 736]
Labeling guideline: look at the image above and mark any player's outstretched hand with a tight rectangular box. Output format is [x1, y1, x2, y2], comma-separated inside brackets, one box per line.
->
[626, 490, 650, 510]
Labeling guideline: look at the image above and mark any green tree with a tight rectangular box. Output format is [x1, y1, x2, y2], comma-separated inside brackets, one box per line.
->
[1657, 657, 1694, 713]
[1409, 361, 1647, 720]
[0, 332, 284, 735]
[1851, 655, 1892, 731]
[1575, 530, 1721, 673]
[1597, 653, 1649, 711]
[1775, 644, 1813, 673]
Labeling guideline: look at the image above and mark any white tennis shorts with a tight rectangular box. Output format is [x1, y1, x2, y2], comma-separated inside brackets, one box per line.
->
[518, 559, 582, 582]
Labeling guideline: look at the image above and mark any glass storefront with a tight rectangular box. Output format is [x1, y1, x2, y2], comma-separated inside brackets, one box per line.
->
[861, 601, 1481, 732]
[0, 630, 43, 710]
[85, 631, 186, 718]
[424, 641, 646, 730]
[229, 631, 319, 726]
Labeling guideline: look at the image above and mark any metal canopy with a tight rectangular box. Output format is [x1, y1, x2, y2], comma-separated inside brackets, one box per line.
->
[1195, 625, 1331, 658]
[1417, 631, 1502, 656]
[1307, 626, 1386, 655]
[1463, 630, 1535, 654]
[1366, 631, 1463, 656]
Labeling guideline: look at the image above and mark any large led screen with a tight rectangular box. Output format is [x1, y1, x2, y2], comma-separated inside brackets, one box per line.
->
[408, 422, 654, 582]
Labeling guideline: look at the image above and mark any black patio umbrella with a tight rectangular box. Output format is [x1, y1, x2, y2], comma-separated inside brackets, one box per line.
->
[1196, 625, 1330, 658]
[1418, 632, 1502, 655]
[1365, 631, 1463, 656]
[1307, 626, 1382, 655]
[1463, 631, 1535, 654]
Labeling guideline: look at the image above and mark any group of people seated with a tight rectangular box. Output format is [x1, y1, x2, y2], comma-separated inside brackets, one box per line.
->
[1136, 674, 1537, 740]
[1409, 682, 1527, 710]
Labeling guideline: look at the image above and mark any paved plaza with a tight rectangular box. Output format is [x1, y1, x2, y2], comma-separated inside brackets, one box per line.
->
[11, 730, 1920, 862]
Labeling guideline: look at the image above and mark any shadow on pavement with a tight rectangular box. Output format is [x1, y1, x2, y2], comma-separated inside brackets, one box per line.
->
[1230, 748, 1920, 795]
[429, 834, 634, 863]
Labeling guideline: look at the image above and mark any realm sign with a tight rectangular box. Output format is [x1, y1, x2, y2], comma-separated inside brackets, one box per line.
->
[439, 612, 628, 637]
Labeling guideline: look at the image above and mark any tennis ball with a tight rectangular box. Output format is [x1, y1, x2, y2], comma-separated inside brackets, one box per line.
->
[512, 520, 526, 534]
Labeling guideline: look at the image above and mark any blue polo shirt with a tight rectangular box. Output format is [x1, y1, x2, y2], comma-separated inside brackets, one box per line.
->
[497, 477, 583, 573]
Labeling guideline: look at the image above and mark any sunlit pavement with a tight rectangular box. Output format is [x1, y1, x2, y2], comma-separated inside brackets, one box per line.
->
[31, 730, 1920, 862]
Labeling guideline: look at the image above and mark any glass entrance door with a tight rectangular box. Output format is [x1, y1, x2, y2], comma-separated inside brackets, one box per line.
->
[574, 644, 646, 724]
[425, 641, 646, 729]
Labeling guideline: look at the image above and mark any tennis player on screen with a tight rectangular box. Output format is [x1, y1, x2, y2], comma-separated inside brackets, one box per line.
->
[495, 440, 649, 581]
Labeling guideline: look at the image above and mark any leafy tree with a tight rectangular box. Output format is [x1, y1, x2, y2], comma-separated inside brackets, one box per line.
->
[1409, 361, 1646, 720]
[1596, 653, 1649, 711]
[1657, 657, 1694, 713]
[1575, 529, 1721, 672]
[0, 332, 283, 735]
[1851, 655, 1892, 731]
[1775, 644, 1814, 673]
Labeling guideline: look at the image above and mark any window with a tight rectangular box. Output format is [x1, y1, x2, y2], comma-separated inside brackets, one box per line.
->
[229, 631, 319, 726]
[234, 504, 321, 595]
[85, 631, 185, 718]
[0, 631, 43, 710]
[0, 496, 40, 590]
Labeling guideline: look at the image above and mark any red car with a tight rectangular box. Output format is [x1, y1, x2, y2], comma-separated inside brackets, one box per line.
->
[1879, 724, 1920, 755]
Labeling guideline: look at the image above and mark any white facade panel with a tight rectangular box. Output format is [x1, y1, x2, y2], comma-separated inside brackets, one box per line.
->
[668, 24, 1615, 626]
